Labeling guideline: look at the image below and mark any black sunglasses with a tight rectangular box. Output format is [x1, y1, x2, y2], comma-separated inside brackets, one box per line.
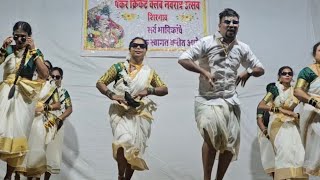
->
[13, 35, 27, 43]
[224, 20, 239, 25]
[131, 43, 147, 49]
[280, 72, 293, 76]
[51, 75, 61, 80]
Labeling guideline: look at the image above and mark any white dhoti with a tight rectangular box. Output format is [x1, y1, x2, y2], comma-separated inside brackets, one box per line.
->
[194, 100, 240, 160]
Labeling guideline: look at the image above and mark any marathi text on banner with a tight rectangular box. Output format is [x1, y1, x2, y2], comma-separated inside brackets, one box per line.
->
[82, 0, 207, 57]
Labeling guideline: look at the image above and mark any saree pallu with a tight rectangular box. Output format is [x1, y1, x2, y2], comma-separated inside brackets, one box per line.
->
[258, 128, 275, 175]
[268, 113, 307, 180]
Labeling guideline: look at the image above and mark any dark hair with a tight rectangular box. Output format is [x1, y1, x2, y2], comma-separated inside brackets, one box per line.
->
[219, 8, 240, 23]
[13, 21, 32, 36]
[45, 60, 53, 70]
[312, 42, 320, 57]
[51, 67, 63, 77]
[129, 37, 148, 50]
[277, 66, 293, 77]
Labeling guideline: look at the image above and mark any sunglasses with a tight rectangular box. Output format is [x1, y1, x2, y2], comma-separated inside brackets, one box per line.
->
[131, 43, 147, 49]
[280, 72, 293, 76]
[13, 35, 27, 43]
[223, 20, 239, 25]
[51, 75, 61, 80]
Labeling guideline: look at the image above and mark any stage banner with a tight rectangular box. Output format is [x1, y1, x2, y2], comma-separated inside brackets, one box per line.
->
[82, 0, 207, 57]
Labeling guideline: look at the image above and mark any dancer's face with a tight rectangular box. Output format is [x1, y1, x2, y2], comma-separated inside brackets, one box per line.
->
[219, 16, 239, 41]
[51, 70, 62, 87]
[129, 39, 147, 60]
[279, 68, 293, 84]
[314, 44, 320, 63]
[13, 28, 28, 49]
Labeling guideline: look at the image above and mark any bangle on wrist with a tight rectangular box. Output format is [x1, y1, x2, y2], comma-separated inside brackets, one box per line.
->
[308, 97, 318, 107]
[147, 87, 155, 95]
[105, 89, 115, 98]
[246, 68, 253, 76]
[0, 47, 6, 55]
[30, 49, 40, 58]
[44, 104, 49, 111]
[270, 106, 279, 113]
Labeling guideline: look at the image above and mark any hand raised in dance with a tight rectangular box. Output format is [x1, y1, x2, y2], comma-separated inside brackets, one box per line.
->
[236, 70, 251, 87]
[2, 36, 13, 48]
[26, 37, 36, 49]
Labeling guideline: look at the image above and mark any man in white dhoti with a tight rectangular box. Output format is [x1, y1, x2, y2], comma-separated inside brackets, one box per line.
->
[178, 8, 264, 180]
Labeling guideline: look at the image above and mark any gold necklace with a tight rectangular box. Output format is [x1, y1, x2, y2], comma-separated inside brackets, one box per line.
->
[128, 61, 143, 78]
[217, 38, 229, 58]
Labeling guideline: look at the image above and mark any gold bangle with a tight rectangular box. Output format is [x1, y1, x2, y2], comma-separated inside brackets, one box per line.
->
[308, 97, 318, 107]
[105, 89, 115, 98]
[147, 87, 155, 95]
[0, 47, 6, 55]
[270, 106, 279, 113]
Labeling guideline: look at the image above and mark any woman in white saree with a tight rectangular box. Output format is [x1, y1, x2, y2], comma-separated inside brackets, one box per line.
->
[96, 37, 168, 180]
[257, 66, 308, 180]
[14, 60, 61, 180]
[294, 42, 320, 176]
[0, 21, 49, 180]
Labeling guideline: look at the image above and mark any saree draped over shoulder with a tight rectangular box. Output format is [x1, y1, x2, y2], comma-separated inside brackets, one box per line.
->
[0, 46, 43, 167]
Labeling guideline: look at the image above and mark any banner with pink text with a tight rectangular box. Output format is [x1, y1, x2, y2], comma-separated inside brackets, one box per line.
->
[82, 0, 208, 57]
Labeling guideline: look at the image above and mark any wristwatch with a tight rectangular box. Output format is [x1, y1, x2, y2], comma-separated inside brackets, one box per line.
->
[246, 68, 253, 76]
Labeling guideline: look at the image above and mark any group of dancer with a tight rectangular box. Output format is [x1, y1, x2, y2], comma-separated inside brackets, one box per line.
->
[0, 21, 73, 180]
[257, 42, 320, 180]
[1, 7, 319, 180]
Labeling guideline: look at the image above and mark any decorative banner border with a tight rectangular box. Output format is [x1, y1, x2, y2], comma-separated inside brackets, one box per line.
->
[82, 0, 207, 57]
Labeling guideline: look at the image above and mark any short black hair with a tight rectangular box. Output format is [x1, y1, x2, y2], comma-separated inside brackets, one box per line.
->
[312, 42, 320, 57]
[219, 8, 240, 23]
[51, 67, 63, 77]
[13, 21, 32, 36]
[129, 37, 148, 50]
